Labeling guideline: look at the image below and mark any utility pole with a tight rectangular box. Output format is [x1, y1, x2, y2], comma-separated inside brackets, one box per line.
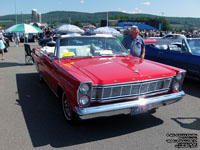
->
[107, 12, 109, 27]
[21, 11, 23, 23]
[161, 12, 164, 30]
[15, 0, 18, 24]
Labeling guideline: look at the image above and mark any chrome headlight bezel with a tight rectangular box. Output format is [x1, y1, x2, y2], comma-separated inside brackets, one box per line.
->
[172, 71, 186, 91]
[79, 83, 90, 94]
[77, 82, 92, 107]
[79, 95, 90, 106]
[176, 73, 183, 81]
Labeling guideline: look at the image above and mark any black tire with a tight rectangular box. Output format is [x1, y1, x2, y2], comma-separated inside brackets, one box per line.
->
[147, 109, 156, 115]
[62, 92, 80, 125]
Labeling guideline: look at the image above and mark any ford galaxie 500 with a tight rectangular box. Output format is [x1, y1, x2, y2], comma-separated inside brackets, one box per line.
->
[32, 34, 186, 124]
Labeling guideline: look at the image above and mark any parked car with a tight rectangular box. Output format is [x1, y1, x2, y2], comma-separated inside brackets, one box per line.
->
[145, 38, 200, 79]
[32, 33, 186, 124]
[147, 34, 186, 44]
[4, 36, 10, 47]
[3, 32, 14, 42]
[38, 37, 52, 46]
[19, 33, 38, 42]
[38, 31, 66, 46]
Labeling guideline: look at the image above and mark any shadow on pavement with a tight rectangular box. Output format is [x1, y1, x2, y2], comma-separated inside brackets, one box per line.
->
[171, 117, 200, 130]
[182, 77, 200, 98]
[16, 73, 164, 148]
[0, 62, 29, 68]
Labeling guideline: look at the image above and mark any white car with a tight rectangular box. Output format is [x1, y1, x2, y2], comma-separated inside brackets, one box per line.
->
[148, 34, 186, 44]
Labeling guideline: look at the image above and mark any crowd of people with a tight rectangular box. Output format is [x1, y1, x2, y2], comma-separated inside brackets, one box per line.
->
[2, 23, 200, 61]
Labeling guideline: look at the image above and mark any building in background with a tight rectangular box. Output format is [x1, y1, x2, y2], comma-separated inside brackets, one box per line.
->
[32, 9, 37, 23]
[31, 9, 45, 28]
[37, 13, 42, 23]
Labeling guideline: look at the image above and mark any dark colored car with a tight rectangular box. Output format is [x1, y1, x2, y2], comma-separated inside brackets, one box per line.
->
[19, 33, 39, 42]
[38, 36, 59, 46]
[4, 37, 9, 47]
[3, 32, 14, 42]
[145, 38, 200, 79]
[38, 37, 52, 46]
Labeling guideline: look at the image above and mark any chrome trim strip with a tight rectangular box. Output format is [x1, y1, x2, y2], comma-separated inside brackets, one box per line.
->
[92, 76, 174, 87]
[74, 91, 185, 120]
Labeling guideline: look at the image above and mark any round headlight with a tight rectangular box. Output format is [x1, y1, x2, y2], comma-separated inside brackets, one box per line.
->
[176, 74, 182, 81]
[79, 95, 90, 106]
[79, 84, 90, 94]
[173, 82, 180, 91]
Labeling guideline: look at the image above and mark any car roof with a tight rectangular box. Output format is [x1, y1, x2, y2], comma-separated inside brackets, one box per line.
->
[187, 38, 200, 40]
[60, 33, 113, 38]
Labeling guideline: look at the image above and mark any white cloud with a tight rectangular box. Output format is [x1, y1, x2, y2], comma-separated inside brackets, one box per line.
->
[121, 10, 137, 14]
[142, 2, 151, 6]
[119, 8, 143, 14]
[80, 0, 84, 4]
[135, 8, 139, 11]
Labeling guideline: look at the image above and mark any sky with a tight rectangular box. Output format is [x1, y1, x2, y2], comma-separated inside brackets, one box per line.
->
[1, 0, 200, 18]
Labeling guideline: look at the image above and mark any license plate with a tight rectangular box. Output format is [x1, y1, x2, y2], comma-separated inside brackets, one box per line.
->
[130, 105, 150, 115]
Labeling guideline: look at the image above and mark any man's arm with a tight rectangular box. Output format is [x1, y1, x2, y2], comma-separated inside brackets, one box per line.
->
[141, 47, 145, 59]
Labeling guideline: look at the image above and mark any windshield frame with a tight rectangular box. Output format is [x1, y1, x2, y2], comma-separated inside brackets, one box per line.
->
[186, 38, 200, 54]
[55, 36, 128, 59]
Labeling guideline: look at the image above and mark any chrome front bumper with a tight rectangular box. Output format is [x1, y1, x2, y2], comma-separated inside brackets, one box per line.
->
[74, 91, 185, 120]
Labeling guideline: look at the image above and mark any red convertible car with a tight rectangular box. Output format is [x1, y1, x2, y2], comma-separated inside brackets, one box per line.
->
[32, 34, 186, 124]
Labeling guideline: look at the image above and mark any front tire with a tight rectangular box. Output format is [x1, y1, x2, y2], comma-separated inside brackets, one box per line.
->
[62, 92, 80, 125]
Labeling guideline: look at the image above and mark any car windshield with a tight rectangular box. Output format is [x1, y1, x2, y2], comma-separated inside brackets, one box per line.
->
[187, 39, 200, 54]
[58, 36, 128, 58]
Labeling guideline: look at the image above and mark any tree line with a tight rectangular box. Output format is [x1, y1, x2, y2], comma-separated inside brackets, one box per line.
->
[0, 11, 200, 32]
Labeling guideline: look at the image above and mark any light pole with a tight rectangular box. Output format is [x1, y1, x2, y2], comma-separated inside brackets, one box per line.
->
[107, 12, 109, 27]
[21, 11, 23, 23]
[15, 0, 17, 24]
[161, 12, 164, 31]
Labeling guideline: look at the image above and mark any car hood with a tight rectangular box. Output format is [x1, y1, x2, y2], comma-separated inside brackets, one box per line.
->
[192, 52, 200, 56]
[61, 56, 176, 85]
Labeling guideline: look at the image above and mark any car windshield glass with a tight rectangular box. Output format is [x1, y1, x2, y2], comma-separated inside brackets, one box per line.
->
[58, 37, 128, 58]
[187, 39, 200, 53]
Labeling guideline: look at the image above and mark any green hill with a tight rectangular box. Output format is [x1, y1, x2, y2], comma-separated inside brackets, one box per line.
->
[1, 11, 200, 31]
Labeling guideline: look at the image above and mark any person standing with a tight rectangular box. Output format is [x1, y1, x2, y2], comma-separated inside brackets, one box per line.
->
[24, 32, 29, 43]
[14, 32, 20, 47]
[0, 31, 6, 60]
[122, 26, 145, 59]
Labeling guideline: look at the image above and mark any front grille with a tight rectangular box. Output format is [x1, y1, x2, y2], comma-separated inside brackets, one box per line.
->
[91, 77, 173, 102]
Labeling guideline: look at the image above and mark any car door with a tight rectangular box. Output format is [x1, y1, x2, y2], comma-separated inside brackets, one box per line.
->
[43, 42, 60, 92]
[42, 54, 59, 91]
[157, 47, 189, 70]
[145, 45, 168, 63]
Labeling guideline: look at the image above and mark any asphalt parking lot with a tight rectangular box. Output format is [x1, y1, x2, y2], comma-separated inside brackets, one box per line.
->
[0, 42, 199, 150]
